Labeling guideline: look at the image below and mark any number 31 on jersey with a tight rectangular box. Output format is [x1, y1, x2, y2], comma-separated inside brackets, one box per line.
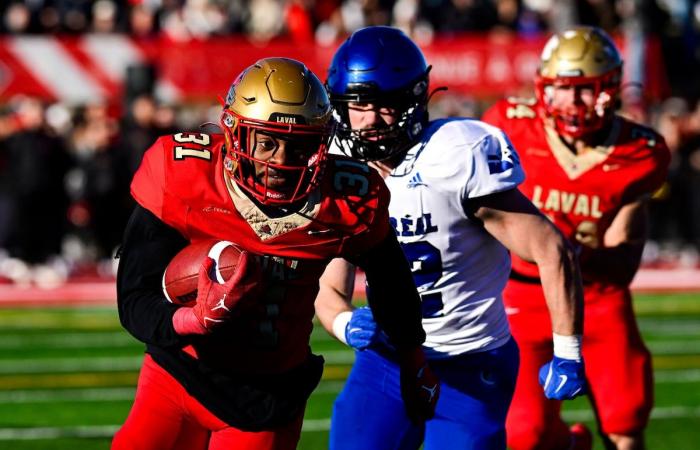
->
[173, 133, 211, 161]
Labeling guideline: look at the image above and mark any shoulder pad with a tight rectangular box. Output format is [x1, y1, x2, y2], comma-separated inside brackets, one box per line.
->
[628, 123, 663, 149]
[503, 98, 537, 120]
[131, 132, 225, 230]
[320, 155, 391, 247]
[505, 96, 537, 106]
[483, 98, 537, 128]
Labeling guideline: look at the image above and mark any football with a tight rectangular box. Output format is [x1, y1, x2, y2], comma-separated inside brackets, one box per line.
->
[162, 240, 243, 307]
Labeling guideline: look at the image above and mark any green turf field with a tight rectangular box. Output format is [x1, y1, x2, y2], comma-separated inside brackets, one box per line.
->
[0, 293, 698, 449]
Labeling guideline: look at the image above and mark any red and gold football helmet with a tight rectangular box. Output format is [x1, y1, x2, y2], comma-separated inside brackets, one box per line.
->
[220, 58, 333, 205]
[535, 26, 623, 138]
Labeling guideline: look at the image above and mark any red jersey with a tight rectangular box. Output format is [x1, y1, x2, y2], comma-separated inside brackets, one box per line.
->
[130, 132, 390, 373]
[483, 98, 670, 293]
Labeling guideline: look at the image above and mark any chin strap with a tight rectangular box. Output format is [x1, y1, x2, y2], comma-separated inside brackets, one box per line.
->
[427, 86, 448, 103]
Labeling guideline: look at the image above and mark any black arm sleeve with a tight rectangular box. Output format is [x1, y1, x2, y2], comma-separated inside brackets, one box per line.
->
[117, 204, 190, 347]
[350, 230, 426, 349]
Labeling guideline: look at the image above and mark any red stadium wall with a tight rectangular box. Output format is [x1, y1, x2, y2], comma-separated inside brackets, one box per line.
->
[0, 34, 668, 104]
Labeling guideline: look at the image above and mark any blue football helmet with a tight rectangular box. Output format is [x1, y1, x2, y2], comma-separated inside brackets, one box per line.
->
[326, 26, 430, 161]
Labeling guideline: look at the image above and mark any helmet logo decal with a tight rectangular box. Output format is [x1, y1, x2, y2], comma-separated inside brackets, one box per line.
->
[412, 122, 423, 136]
[269, 113, 307, 125]
[276, 116, 296, 124]
[557, 69, 584, 77]
[225, 85, 236, 107]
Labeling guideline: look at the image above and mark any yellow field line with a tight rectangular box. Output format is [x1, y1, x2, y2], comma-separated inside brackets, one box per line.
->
[0, 365, 352, 389]
[0, 372, 138, 389]
[652, 355, 700, 370]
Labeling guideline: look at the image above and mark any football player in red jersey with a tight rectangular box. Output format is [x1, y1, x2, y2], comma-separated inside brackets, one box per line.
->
[483, 27, 671, 450]
[111, 58, 436, 450]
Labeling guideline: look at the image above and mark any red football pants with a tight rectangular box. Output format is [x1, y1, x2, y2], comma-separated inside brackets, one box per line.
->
[111, 354, 304, 450]
[503, 280, 653, 450]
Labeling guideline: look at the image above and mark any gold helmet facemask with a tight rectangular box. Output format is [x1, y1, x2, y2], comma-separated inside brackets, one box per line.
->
[535, 26, 623, 138]
[221, 58, 333, 205]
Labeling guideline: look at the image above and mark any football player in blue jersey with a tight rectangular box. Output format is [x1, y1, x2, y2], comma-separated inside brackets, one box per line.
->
[314, 26, 587, 449]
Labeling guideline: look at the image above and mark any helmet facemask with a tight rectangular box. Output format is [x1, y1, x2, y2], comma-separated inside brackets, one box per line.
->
[325, 26, 432, 162]
[535, 27, 623, 139]
[221, 109, 331, 206]
[536, 68, 621, 139]
[330, 74, 429, 162]
[219, 58, 333, 206]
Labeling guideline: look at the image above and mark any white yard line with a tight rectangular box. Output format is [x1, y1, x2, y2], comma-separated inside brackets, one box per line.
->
[5, 337, 700, 376]
[654, 368, 700, 382]
[302, 419, 332, 432]
[0, 387, 135, 403]
[0, 425, 119, 440]
[0, 369, 698, 406]
[637, 319, 700, 336]
[647, 340, 700, 354]
[562, 406, 700, 422]
[0, 351, 698, 375]
[0, 406, 699, 440]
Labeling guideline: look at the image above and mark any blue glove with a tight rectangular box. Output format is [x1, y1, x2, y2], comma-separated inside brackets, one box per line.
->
[539, 356, 586, 400]
[345, 306, 380, 350]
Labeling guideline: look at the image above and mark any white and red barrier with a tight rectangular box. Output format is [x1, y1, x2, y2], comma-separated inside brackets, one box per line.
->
[0, 34, 668, 105]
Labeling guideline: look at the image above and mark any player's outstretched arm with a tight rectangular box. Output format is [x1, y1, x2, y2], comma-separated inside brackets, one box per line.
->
[470, 188, 586, 400]
[315, 258, 358, 343]
[471, 188, 583, 336]
[316, 257, 406, 351]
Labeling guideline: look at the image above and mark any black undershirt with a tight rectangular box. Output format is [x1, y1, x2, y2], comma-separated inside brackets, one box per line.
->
[116, 204, 424, 428]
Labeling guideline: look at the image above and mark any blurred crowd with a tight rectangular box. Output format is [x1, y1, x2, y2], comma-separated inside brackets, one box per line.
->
[647, 97, 700, 267]
[0, 0, 698, 45]
[0, 93, 195, 287]
[0, 0, 699, 286]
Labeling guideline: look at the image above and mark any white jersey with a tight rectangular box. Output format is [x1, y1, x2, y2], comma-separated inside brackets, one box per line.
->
[382, 118, 524, 358]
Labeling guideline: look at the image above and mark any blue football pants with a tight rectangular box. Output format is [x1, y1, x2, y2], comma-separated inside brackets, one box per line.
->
[330, 338, 519, 450]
